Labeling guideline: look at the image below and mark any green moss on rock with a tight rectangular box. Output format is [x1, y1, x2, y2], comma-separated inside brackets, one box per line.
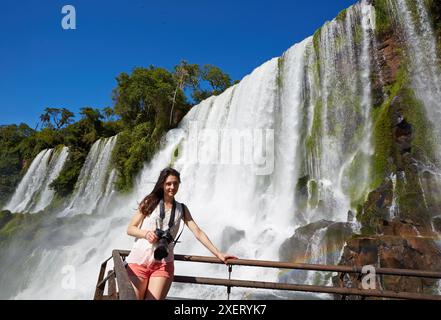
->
[373, 0, 393, 37]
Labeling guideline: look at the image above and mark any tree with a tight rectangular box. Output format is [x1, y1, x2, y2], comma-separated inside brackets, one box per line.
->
[170, 61, 200, 125]
[80, 107, 102, 124]
[190, 64, 234, 104]
[103, 107, 116, 121]
[113, 66, 187, 129]
[0, 124, 35, 206]
[201, 64, 232, 94]
[39, 108, 74, 130]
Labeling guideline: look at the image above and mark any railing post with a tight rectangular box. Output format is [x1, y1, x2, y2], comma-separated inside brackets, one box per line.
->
[227, 265, 233, 300]
[108, 270, 117, 300]
[112, 251, 441, 300]
[93, 256, 112, 300]
[112, 250, 137, 300]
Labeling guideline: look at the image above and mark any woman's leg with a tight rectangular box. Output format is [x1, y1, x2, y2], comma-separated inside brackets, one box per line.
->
[144, 276, 173, 300]
[128, 274, 149, 300]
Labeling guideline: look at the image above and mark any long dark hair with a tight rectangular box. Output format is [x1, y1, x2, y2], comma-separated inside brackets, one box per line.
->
[139, 168, 181, 216]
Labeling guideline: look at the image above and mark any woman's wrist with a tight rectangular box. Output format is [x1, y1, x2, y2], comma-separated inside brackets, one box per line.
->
[144, 230, 149, 240]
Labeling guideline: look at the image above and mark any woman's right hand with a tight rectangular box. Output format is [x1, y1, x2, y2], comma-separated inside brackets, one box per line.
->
[145, 230, 159, 244]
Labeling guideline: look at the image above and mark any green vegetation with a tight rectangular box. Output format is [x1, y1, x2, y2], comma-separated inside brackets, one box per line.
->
[371, 100, 394, 191]
[0, 62, 236, 202]
[427, 0, 441, 56]
[305, 100, 323, 161]
[0, 124, 35, 207]
[276, 56, 285, 89]
[111, 122, 157, 192]
[313, 27, 322, 55]
[111, 63, 235, 191]
[373, 0, 393, 37]
[48, 107, 120, 197]
[370, 63, 409, 191]
[312, 27, 322, 75]
[336, 9, 348, 24]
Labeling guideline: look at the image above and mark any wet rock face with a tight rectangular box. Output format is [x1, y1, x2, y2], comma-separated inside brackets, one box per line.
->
[279, 220, 333, 263]
[279, 220, 353, 264]
[372, 27, 402, 107]
[0, 211, 13, 229]
[433, 216, 441, 234]
[394, 117, 412, 155]
[220, 226, 245, 252]
[334, 220, 441, 298]
[359, 179, 394, 235]
[377, 34, 401, 86]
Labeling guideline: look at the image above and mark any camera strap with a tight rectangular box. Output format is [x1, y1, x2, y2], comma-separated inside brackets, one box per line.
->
[159, 199, 186, 247]
[172, 203, 188, 246]
[159, 199, 176, 230]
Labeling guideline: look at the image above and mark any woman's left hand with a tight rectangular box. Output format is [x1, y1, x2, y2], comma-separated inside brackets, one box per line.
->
[217, 253, 238, 264]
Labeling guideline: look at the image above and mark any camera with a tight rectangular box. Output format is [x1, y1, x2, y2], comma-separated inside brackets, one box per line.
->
[153, 229, 174, 260]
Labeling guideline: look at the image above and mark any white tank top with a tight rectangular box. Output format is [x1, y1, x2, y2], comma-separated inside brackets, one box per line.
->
[126, 201, 184, 265]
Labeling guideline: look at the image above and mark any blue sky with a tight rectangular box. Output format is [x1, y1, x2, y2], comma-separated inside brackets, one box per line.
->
[0, 0, 356, 128]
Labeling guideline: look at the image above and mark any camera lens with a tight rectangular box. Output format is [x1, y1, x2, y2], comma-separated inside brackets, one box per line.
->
[154, 238, 169, 260]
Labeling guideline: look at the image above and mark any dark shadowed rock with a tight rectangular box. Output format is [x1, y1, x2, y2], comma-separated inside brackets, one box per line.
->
[334, 220, 441, 299]
[433, 216, 441, 234]
[0, 210, 13, 229]
[220, 226, 245, 252]
[359, 179, 393, 235]
[279, 220, 353, 264]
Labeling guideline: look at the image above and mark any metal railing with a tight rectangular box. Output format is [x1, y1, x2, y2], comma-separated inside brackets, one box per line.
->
[94, 249, 441, 300]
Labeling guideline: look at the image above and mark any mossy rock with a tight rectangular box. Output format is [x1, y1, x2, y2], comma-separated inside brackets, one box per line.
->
[295, 175, 310, 212]
[433, 216, 441, 234]
[308, 180, 319, 208]
[359, 178, 393, 235]
[373, 0, 394, 37]
[0, 210, 13, 229]
[279, 220, 353, 264]
[396, 192, 431, 227]
[279, 220, 333, 263]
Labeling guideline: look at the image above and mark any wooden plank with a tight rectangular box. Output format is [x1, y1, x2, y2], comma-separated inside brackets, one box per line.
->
[93, 256, 112, 300]
[173, 275, 441, 301]
[111, 250, 441, 300]
[107, 270, 117, 300]
[171, 254, 441, 279]
[112, 250, 137, 300]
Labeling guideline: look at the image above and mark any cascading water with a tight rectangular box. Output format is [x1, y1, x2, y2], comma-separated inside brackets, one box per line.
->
[387, 0, 441, 155]
[3, 149, 51, 213]
[278, 4, 377, 292]
[10, 130, 186, 300]
[3, 147, 69, 213]
[31, 147, 69, 213]
[2, 0, 441, 299]
[387, 0, 441, 227]
[303, 0, 375, 225]
[167, 40, 310, 299]
[59, 136, 118, 217]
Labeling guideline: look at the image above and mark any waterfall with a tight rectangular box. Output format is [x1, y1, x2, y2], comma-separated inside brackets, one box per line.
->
[3, 147, 69, 213]
[31, 147, 69, 213]
[3, 0, 441, 300]
[388, 0, 441, 156]
[390, 173, 398, 219]
[59, 136, 118, 217]
[3, 149, 52, 213]
[386, 0, 441, 226]
[303, 0, 375, 223]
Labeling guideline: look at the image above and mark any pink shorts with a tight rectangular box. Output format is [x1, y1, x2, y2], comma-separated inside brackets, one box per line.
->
[127, 262, 174, 280]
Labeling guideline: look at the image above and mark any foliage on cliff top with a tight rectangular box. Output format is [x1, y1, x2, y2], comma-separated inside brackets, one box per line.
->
[0, 62, 235, 201]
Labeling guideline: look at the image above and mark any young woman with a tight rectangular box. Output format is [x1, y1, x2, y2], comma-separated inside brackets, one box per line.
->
[126, 167, 237, 300]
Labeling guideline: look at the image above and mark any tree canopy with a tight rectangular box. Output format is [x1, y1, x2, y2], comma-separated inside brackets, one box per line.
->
[1, 61, 236, 201]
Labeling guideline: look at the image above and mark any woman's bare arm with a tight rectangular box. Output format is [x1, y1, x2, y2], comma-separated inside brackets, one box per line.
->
[183, 206, 237, 263]
[126, 210, 158, 243]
